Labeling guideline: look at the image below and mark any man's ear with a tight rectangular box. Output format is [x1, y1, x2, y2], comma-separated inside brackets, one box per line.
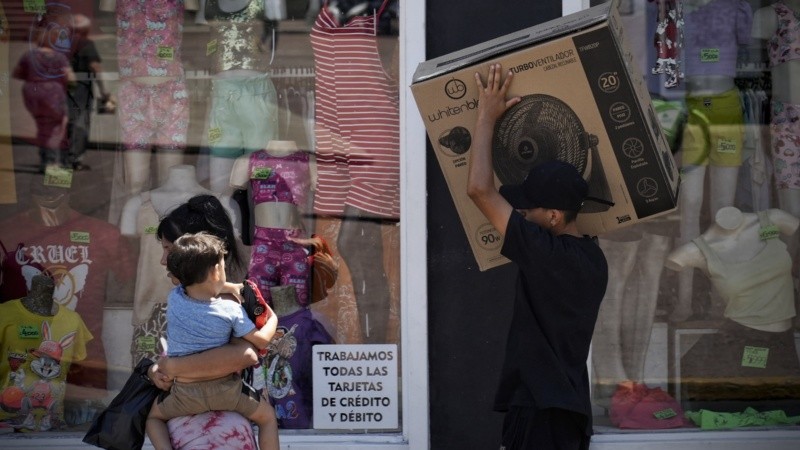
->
[550, 209, 564, 226]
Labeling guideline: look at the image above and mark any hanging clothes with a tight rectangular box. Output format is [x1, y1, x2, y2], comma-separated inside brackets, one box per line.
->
[650, 0, 684, 88]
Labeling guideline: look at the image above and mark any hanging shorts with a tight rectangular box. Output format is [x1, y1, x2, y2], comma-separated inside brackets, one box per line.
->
[770, 100, 800, 190]
[118, 77, 189, 152]
[681, 88, 744, 167]
[207, 74, 279, 159]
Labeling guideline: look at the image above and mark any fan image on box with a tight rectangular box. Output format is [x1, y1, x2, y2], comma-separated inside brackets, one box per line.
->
[492, 94, 613, 213]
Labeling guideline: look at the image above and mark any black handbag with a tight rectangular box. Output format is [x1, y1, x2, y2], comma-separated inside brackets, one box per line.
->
[82, 358, 161, 450]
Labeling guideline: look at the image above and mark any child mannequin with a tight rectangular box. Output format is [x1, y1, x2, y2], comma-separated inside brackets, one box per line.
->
[145, 232, 278, 450]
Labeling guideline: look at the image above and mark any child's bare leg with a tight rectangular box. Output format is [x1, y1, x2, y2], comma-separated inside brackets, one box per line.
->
[146, 401, 174, 450]
[248, 397, 279, 450]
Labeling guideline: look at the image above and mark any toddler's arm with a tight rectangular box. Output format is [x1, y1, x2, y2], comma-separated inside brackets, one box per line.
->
[242, 304, 278, 349]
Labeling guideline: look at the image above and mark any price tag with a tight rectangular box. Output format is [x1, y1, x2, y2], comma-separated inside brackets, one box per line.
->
[741, 346, 769, 369]
[43, 165, 73, 188]
[252, 167, 272, 179]
[208, 127, 222, 143]
[70, 231, 90, 244]
[157, 46, 174, 60]
[653, 408, 677, 420]
[23, 0, 46, 14]
[136, 336, 157, 354]
[144, 225, 158, 235]
[207, 39, 218, 56]
[700, 48, 720, 62]
[759, 225, 779, 241]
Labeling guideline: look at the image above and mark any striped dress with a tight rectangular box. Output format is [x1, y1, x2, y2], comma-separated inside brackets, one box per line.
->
[310, 0, 400, 219]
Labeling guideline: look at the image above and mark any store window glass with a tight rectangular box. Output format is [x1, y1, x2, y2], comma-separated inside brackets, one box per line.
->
[589, 0, 800, 434]
[0, 0, 401, 441]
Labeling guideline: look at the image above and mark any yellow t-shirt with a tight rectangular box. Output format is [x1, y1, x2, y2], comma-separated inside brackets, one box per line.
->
[0, 299, 92, 431]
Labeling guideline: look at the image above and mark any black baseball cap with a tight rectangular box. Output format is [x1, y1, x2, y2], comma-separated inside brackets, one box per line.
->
[499, 160, 588, 211]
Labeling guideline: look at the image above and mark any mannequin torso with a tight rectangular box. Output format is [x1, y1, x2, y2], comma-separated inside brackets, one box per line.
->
[666, 206, 799, 331]
[120, 165, 213, 236]
[230, 141, 313, 231]
[683, 0, 752, 95]
[667, 207, 799, 270]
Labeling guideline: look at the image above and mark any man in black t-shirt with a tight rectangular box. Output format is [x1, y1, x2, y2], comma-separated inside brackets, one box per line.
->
[66, 14, 112, 171]
[466, 63, 608, 450]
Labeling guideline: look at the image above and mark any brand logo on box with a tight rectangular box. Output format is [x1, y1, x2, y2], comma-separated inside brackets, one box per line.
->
[445, 78, 467, 100]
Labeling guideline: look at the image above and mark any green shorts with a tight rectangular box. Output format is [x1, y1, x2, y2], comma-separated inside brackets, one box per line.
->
[207, 74, 279, 159]
[681, 88, 744, 167]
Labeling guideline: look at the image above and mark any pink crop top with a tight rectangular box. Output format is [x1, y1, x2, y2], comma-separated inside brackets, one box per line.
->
[769, 1, 800, 67]
[683, 0, 752, 77]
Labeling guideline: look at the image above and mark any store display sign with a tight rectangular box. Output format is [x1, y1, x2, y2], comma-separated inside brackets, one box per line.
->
[312, 344, 398, 429]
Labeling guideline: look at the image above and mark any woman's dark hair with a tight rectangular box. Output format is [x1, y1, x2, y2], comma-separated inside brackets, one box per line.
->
[156, 195, 244, 276]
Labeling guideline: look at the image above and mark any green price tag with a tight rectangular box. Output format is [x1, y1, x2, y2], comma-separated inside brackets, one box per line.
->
[759, 225, 779, 241]
[157, 46, 174, 60]
[70, 231, 90, 244]
[136, 336, 157, 353]
[207, 39, 218, 56]
[717, 137, 736, 154]
[653, 408, 677, 420]
[23, 0, 46, 14]
[252, 167, 273, 179]
[143, 225, 158, 235]
[19, 324, 41, 339]
[742, 346, 769, 369]
[208, 127, 222, 143]
[43, 165, 73, 188]
[700, 48, 720, 62]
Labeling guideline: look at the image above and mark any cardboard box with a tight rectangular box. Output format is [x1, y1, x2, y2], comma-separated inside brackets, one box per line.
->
[411, 1, 680, 271]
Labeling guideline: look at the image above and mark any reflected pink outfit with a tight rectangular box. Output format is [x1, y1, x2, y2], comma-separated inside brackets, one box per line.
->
[115, 0, 188, 152]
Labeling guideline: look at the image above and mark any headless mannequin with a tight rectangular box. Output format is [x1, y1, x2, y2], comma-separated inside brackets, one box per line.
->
[752, 0, 800, 218]
[229, 140, 314, 233]
[21, 274, 57, 317]
[673, 0, 750, 321]
[199, 0, 279, 197]
[592, 226, 670, 402]
[231, 140, 315, 307]
[99, 0, 194, 207]
[666, 206, 799, 331]
[120, 164, 214, 236]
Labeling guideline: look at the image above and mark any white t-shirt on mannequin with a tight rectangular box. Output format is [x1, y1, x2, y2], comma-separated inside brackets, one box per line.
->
[666, 206, 799, 331]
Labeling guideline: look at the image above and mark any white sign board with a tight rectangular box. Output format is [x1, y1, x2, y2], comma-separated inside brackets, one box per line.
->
[312, 344, 398, 429]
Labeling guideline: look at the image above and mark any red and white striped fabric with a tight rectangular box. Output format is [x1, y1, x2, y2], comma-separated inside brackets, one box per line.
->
[310, 0, 400, 219]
